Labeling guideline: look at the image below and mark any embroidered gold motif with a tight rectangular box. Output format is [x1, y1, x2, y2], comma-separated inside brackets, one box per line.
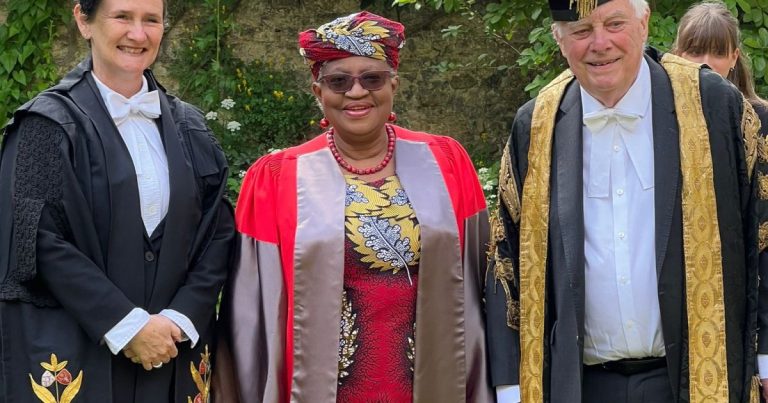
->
[187, 345, 211, 403]
[758, 172, 768, 200]
[662, 53, 730, 402]
[338, 290, 359, 383]
[28, 353, 83, 403]
[743, 98, 759, 180]
[759, 222, 768, 252]
[491, 215, 519, 329]
[518, 68, 575, 403]
[499, 145, 521, 225]
[758, 135, 768, 163]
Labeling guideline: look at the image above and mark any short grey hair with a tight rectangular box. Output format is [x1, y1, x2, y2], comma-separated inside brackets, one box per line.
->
[552, 0, 650, 38]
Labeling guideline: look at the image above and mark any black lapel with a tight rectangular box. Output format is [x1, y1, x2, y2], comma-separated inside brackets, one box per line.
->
[68, 66, 147, 307]
[146, 84, 200, 311]
[647, 54, 680, 279]
[554, 81, 586, 330]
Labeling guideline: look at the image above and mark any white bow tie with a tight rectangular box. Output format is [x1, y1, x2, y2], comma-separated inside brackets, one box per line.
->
[583, 108, 641, 133]
[108, 90, 161, 126]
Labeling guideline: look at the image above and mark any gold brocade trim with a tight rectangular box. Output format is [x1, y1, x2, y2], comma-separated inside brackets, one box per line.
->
[518, 68, 575, 403]
[661, 53, 729, 403]
[742, 99, 759, 180]
[751, 375, 761, 403]
[489, 210, 518, 329]
[759, 221, 768, 252]
[491, 147, 522, 329]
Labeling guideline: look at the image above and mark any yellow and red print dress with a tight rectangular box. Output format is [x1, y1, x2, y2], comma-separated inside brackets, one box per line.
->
[337, 175, 420, 402]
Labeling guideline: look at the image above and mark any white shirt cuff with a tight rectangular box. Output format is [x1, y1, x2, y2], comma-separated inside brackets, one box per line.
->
[496, 385, 520, 403]
[159, 309, 198, 347]
[758, 354, 768, 379]
[103, 308, 150, 355]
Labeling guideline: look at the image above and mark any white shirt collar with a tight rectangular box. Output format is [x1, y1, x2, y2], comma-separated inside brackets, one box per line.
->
[91, 73, 157, 123]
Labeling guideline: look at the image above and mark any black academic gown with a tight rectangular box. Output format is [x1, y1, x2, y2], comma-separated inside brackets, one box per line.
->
[486, 48, 764, 402]
[0, 58, 236, 403]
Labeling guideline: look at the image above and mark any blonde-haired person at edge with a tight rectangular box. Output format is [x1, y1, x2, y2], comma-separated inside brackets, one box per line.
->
[673, 2, 768, 400]
[487, 0, 768, 402]
[213, 11, 493, 403]
[0, 0, 236, 402]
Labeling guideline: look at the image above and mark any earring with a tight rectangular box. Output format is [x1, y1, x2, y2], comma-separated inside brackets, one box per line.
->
[319, 117, 330, 129]
[388, 112, 397, 123]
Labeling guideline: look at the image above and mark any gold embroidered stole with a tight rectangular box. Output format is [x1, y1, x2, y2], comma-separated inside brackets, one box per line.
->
[518, 55, 731, 402]
[518, 69, 574, 402]
[660, 53, 729, 402]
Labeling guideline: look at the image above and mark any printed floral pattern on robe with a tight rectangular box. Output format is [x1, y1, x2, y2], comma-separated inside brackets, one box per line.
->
[337, 175, 421, 403]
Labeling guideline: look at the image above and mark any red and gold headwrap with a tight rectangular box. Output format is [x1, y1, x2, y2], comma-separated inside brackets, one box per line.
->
[298, 11, 406, 79]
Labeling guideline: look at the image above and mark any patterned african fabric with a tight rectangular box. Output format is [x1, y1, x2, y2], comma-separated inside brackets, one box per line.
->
[337, 175, 420, 403]
[298, 11, 406, 79]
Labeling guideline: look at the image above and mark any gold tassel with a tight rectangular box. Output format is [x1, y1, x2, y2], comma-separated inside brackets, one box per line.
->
[570, 0, 598, 19]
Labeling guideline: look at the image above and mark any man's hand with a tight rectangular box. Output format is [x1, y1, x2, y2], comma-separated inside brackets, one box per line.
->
[122, 315, 182, 370]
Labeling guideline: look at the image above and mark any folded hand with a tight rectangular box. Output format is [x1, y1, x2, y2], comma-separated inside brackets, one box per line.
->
[122, 315, 182, 370]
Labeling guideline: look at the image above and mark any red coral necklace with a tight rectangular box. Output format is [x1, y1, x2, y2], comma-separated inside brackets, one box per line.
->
[327, 124, 396, 175]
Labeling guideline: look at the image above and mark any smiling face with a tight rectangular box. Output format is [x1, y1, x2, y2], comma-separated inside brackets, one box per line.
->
[74, 0, 164, 96]
[312, 56, 399, 142]
[553, 0, 649, 107]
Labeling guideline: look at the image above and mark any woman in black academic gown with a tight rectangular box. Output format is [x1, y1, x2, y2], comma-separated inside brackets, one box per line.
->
[0, 0, 235, 402]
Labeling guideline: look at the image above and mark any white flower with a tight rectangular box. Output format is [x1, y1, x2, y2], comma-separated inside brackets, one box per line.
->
[205, 111, 218, 121]
[267, 147, 284, 154]
[478, 167, 489, 175]
[226, 121, 241, 132]
[238, 170, 246, 178]
[483, 183, 495, 191]
[221, 98, 236, 110]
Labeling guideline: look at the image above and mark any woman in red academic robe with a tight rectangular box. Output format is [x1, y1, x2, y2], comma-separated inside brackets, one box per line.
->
[214, 11, 493, 403]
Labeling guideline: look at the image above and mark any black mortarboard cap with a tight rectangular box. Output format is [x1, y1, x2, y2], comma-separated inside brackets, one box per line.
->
[549, 0, 613, 21]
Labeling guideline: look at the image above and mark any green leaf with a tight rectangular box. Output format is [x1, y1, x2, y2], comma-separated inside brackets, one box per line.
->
[18, 44, 35, 65]
[752, 8, 764, 24]
[0, 52, 17, 73]
[745, 36, 762, 48]
[760, 27, 768, 45]
[737, 0, 753, 13]
[12, 70, 26, 86]
[754, 56, 767, 75]
[21, 15, 34, 31]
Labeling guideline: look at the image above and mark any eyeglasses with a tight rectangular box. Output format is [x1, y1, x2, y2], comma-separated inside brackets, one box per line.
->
[317, 70, 394, 93]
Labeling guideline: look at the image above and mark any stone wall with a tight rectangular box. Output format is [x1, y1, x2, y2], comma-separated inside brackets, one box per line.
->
[18, 1, 533, 160]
